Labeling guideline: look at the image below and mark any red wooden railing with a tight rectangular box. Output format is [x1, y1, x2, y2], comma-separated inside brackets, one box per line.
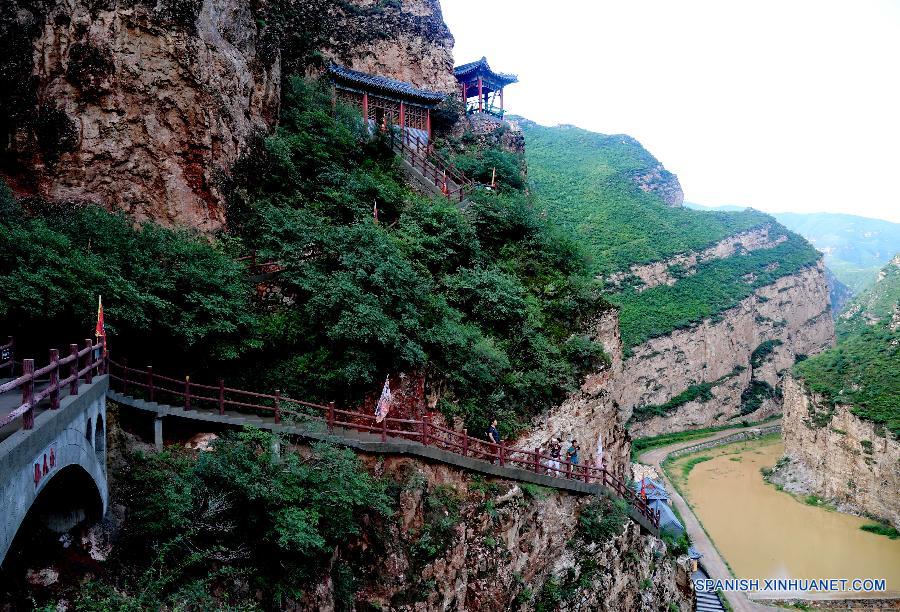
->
[0, 337, 106, 431]
[236, 251, 284, 276]
[390, 130, 474, 204]
[107, 359, 659, 529]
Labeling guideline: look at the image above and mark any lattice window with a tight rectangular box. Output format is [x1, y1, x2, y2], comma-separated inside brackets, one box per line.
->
[404, 104, 428, 131]
[368, 95, 401, 127]
[335, 88, 364, 111]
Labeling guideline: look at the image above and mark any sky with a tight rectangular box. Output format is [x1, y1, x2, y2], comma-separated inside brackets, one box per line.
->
[441, 0, 900, 224]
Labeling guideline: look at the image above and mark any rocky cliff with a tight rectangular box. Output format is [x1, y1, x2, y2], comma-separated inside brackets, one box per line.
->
[516, 308, 631, 479]
[1, 0, 281, 230]
[776, 376, 899, 529]
[0, 0, 456, 230]
[625, 262, 834, 437]
[304, 454, 694, 611]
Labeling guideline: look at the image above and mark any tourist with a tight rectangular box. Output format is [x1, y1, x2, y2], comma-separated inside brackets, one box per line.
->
[566, 439, 580, 475]
[486, 418, 500, 445]
[548, 437, 562, 476]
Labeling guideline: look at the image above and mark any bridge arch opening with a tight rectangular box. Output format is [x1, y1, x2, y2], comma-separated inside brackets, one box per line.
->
[0, 465, 105, 600]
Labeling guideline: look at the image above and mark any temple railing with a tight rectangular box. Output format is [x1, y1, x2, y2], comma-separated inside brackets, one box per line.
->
[390, 129, 474, 203]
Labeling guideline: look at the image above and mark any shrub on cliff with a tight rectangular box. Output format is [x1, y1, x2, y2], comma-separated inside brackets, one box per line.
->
[226, 77, 608, 436]
[82, 430, 393, 607]
[0, 200, 256, 366]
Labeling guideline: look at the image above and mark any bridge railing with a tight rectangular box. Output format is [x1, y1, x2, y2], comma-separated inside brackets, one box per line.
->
[106, 360, 659, 529]
[0, 337, 106, 431]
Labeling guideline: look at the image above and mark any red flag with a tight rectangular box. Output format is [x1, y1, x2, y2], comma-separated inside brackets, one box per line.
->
[95, 295, 107, 355]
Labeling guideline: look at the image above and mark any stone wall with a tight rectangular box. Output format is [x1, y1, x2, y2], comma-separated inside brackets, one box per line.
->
[777, 376, 899, 529]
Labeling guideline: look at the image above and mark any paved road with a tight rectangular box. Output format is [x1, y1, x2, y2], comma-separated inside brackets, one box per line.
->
[638, 427, 783, 612]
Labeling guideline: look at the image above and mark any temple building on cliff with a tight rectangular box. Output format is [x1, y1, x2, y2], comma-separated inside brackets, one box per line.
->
[453, 56, 518, 118]
[327, 63, 445, 142]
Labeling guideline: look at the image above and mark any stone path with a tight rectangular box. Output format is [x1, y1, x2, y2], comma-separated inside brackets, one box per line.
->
[638, 426, 784, 612]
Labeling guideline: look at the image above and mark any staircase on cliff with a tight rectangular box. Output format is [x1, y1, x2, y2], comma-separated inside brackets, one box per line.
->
[390, 129, 474, 206]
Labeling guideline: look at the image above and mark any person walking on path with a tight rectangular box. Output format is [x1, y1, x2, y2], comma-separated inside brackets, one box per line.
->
[486, 419, 500, 445]
[548, 437, 562, 476]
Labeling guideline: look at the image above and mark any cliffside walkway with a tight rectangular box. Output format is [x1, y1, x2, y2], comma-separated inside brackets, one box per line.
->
[638, 426, 784, 612]
[105, 359, 660, 535]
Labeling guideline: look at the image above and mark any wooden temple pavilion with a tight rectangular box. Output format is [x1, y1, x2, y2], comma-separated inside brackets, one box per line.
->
[454, 56, 518, 117]
[328, 63, 445, 142]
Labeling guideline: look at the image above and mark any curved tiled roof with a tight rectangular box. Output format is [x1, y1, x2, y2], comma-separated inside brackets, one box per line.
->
[327, 63, 445, 105]
[454, 56, 518, 86]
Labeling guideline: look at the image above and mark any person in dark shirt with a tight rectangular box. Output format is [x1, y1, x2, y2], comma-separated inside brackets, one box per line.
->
[486, 419, 500, 445]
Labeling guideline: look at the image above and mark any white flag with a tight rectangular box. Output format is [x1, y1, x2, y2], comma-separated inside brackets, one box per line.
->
[595, 431, 604, 469]
[375, 376, 392, 423]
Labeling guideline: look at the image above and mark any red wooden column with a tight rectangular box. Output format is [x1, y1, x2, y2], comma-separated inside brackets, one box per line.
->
[399, 102, 405, 132]
[49, 349, 60, 410]
[362, 93, 369, 125]
[500, 87, 504, 111]
[462, 81, 467, 104]
[477, 76, 483, 112]
[22, 359, 34, 430]
[426, 109, 431, 141]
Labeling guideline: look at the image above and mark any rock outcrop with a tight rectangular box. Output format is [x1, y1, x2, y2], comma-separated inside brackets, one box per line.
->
[305, 0, 457, 93]
[516, 308, 630, 479]
[1, 0, 281, 230]
[605, 224, 788, 292]
[623, 262, 835, 437]
[303, 455, 694, 611]
[777, 376, 899, 529]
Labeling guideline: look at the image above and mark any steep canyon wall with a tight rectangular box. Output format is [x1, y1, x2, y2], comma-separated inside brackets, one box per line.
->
[779, 377, 899, 529]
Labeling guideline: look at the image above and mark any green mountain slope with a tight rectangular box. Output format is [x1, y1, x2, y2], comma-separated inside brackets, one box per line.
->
[522, 123, 775, 276]
[686, 204, 900, 294]
[794, 255, 900, 435]
[776, 212, 900, 294]
[522, 122, 821, 350]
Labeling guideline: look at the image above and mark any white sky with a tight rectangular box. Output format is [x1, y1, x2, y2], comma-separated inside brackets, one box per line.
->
[441, 0, 900, 223]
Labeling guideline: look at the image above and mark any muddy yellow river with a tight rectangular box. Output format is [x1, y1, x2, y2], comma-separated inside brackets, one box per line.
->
[675, 436, 900, 594]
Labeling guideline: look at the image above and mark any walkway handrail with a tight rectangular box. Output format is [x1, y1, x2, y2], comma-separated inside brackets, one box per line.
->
[0, 337, 106, 430]
[107, 359, 659, 529]
[389, 130, 473, 204]
[236, 251, 284, 276]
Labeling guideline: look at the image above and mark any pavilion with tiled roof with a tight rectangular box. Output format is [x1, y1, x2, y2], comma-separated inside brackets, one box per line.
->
[454, 56, 518, 117]
[327, 63, 445, 140]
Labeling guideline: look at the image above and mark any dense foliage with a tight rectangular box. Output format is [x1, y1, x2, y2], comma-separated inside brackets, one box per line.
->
[0, 186, 256, 366]
[521, 121, 775, 275]
[613, 238, 820, 349]
[794, 258, 899, 435]
[225, 77, 608, 435]
[521, 120, 822, 351]
[75, 430, 392, 609]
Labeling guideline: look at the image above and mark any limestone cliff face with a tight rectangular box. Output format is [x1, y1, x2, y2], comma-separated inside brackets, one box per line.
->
[300, 455, 693, 611]
[778, 376, 899, 529]
[290, 0, 457, 93]
[605, 225, 787, 292]
[625, 262, 835, 437]
[1, 0, 280, 230]
[516, 308, 630, 479]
